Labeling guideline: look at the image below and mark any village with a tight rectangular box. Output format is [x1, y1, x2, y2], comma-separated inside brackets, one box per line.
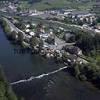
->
[1, 0, 99, 68]
[0, 0, 100, 83]
[1, 1, 100, 34]
[0, 0, 100, 76]
[0, 2, 100, 100]
[1, 15, 89, 69]
[1, 1, 100, 100]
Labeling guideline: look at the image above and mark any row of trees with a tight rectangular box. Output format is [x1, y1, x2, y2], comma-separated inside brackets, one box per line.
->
[1, 18, 11, 36]
[75, 31, 100, 55]
[73, 62, 100, 88]
[30, 36, 44, 53]
[72, 30, 100, 88]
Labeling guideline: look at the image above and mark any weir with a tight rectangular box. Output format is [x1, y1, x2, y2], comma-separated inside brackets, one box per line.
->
[11, 66, 68, 85]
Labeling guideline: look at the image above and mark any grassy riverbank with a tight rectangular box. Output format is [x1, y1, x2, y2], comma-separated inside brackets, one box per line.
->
[1, 16, 100, 90]
[0, 18, 11, 37]
[0, 65, 17, 100]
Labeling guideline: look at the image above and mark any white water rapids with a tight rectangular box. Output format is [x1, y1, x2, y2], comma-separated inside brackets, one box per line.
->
[11, 66, 68, 85]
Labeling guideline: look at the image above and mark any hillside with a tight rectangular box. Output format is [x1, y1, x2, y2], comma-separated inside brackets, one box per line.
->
[16, 0, 97, 10]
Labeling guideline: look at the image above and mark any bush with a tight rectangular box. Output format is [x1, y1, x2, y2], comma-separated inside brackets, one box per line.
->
[11, 31, 18, 40]
[18, 32, 24, 43]
[78, 74, 87, 81]
[30, 36, 40, 48]
[1, 19, 11, 36]
[0, 65, 17, 100]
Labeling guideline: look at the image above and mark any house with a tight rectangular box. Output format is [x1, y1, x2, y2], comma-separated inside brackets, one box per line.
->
[29, 32, 35, 36]
[39, 33, 49, 41]
[94, 29, 100, 33]
[7, 4, 17, 12]
[25, 29, 30, 33]
[25, 24, 30, 28]
[63, 32, 75, 43]
[67, 11, 96, 25]
[65, 54, 77, 65]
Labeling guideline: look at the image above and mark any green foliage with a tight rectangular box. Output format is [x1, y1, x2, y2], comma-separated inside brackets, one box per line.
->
[11, 31, 17, 40]
[30, 36, 40, 48]
[0, 65, 17, 100]
[46, 36, 55, 45]
[64, 17, 72, 24]
[13, 18, 25, 30]
[62, 52, 68, 61]
[1, 19, 11, 36]
[75, 31, 100, 55]
[29, 0, 95, 10]
[94, 34, 100, 50]
[18, 32, 24, 43]
[76, 32, 95, 53]
[96, 17, 100, 23]
[17, 7, 21, 12]
[73, 62, 100, 84]
[39, 39, 43, 49]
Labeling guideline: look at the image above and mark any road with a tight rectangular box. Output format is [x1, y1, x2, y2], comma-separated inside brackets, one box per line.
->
[4, 18, 25, 34]
[3, 18, 32, 40]
[4, 17, 75, 50]
[49, 36, 75, 50]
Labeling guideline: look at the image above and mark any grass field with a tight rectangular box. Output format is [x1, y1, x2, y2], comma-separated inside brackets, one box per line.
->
[19, 0, 96, 11]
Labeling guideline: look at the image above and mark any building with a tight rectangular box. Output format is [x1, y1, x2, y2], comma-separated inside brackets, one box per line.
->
[63, 33, 75, 43]
[67, 11, 96, 25]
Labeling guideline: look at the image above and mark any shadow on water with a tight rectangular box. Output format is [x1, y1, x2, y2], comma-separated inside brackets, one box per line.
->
[64, 67, 100, 90]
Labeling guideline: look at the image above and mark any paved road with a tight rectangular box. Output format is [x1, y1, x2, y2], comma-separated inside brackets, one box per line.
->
[3, 18, 32, 40]
[4, 18, 25, 34]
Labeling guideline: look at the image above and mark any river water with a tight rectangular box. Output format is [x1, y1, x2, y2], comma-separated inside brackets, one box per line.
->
[0, 26, 100, 100]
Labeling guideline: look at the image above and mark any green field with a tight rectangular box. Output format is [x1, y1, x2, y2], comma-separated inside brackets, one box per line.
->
[19, 0, 96, 11]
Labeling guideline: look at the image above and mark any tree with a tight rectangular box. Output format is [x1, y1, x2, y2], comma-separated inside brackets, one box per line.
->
[46, 36, 55, 45]
[64, 17, 72, 24]
[30, 36, 39, 48]
[62, 52, 68, 62]
[39, 39, 43, 49]
[76, 32, 95, 54]
[17, 7, 21, 12]
[18, 32, 24, 43]
[94, 34, 100, 50]
[2, 19, 11, 36]
[11, 31, 17, 40]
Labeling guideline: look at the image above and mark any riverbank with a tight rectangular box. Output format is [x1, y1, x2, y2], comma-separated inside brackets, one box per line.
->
[1, 22, 100, 100]
[0, 65, 17, 100]
[1, 16, 100, 90]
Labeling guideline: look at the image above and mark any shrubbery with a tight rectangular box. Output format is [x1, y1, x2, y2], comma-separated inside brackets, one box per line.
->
[0, 65, 17, 100]
[75, 31, 100, 55]
[1, 18, 11, 36]
[73, 62, 100, 87]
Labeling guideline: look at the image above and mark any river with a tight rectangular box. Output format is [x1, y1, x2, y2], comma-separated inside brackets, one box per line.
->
[0, 26, 100, 100]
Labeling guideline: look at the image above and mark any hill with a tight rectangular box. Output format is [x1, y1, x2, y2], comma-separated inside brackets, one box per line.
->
[16, 0, 97, 10]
